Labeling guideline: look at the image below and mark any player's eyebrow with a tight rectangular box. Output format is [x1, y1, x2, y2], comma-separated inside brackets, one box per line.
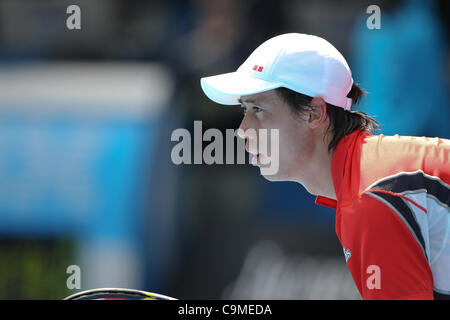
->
[238, 98, 259, 106]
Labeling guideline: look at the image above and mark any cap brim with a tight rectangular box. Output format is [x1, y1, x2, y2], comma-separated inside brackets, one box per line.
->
[200, 71, 282, 105]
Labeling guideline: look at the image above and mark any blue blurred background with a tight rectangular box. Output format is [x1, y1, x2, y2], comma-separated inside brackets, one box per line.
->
[0, 0, 448, 299]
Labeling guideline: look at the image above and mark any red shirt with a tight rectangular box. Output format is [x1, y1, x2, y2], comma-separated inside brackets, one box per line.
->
[316, 130, 450, 300]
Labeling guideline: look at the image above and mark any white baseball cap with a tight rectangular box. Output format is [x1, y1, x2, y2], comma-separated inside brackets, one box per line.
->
[200, 33, 354, 110]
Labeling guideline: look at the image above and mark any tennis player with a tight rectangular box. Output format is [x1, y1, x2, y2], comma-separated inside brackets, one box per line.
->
[200, 33, 450, 300]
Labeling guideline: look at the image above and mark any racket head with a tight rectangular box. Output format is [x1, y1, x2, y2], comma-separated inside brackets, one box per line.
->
[63, 288, 177, 300]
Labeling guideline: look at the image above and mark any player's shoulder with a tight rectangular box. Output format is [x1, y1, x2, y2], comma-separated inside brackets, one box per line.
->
[363, 133, 450, 152]
[358, 133, 450, 191]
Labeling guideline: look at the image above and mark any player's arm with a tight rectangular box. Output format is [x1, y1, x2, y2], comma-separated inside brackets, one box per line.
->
[340, 192, 434, 300]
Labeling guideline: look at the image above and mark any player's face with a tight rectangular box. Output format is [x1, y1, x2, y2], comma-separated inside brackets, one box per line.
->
[238, 89, 316, 182]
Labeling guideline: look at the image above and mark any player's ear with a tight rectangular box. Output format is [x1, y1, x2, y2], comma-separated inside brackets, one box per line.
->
[307, 96, 328, 129]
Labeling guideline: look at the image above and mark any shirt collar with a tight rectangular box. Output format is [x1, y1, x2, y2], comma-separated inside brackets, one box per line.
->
[315, 195, 337, 209]
[315, 129, 371, 210]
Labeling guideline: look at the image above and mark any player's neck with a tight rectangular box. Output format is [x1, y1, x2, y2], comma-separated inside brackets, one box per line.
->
[315, 150, 336, 199]
[292, 137, 336, 199]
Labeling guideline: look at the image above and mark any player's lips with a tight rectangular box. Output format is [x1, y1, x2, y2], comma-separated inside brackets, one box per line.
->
[251, 153, 260, 166]
[246, 144, 260, 166]
[251, 153, 267, 166]
[246, 140, 267, 167]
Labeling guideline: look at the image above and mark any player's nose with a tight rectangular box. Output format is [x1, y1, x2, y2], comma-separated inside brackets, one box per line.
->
[237, 116, 248, 139]
[237, 114, 255, 139]
[237, 115, 259, 154]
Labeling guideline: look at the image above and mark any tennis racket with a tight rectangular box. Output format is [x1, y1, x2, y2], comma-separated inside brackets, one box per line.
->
[63, 288, 178, 300]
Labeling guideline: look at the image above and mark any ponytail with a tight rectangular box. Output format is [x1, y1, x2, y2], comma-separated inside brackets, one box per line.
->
[347, 83, 365, 105]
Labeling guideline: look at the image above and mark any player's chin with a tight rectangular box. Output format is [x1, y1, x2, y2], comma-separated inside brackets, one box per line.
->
[259, 166, 284, 181]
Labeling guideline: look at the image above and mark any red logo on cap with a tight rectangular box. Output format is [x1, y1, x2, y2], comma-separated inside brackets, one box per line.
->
[253, 65, 263, 72]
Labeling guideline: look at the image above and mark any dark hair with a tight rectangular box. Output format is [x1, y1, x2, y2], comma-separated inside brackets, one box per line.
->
[275, 84, 379, 152]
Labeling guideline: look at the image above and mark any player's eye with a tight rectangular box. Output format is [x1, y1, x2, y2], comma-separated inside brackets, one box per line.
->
[240, 105, 262, 115]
